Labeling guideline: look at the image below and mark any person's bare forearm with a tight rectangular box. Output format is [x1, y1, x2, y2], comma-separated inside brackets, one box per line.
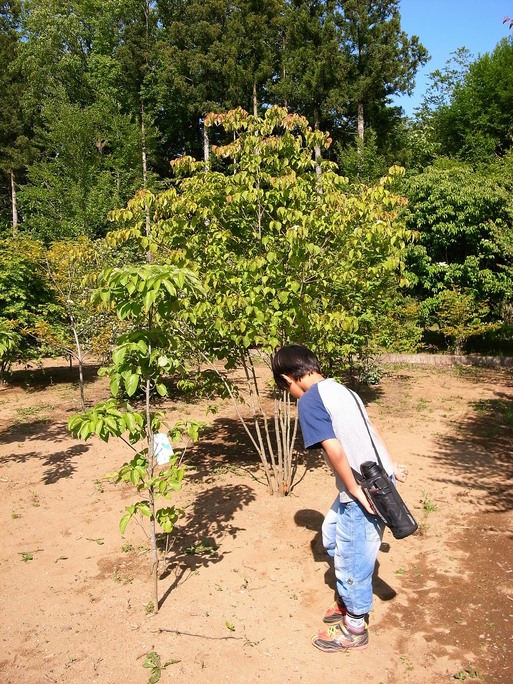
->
[321, 438, 375, 515]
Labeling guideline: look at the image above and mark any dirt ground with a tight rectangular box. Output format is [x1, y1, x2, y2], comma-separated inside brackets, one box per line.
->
[1, 358, 512, 684]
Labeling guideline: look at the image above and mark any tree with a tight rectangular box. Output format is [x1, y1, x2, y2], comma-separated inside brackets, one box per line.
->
[18, 99, 142, 242]
[35, 238, 119, 409]
[401, 159, 513, 338]
[0, 0, 30, 237]
[425, 288, 497, 355]
[68, 263, 205, 612]
[108, 106, 413, 495]
[14, 0, 158, 241]
[157, 0, 283, 161]
[0, 237, 62, 366]
[423, 38, 513, 162]
[273, 0, 346, 134]
[337, 0, 428, 141]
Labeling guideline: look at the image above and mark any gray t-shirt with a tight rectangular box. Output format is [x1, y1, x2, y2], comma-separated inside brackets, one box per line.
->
[298, 378, 393, 502]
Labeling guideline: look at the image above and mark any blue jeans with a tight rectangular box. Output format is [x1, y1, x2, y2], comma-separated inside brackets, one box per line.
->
[322, 498, 384, 615]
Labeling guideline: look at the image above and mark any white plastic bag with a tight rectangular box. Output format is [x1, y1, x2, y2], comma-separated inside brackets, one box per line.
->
[153, 433, 174, 465]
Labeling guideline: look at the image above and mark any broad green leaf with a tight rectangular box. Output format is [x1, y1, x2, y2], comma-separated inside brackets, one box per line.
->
[124, 373, 139, 397]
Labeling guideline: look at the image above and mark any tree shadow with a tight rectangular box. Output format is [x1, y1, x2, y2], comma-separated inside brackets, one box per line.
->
[0, 418, 72, 447]
[429, 391, 513, 512]
[158, 483, 256, 609]
[185, 415, 327, 484]
[0, 438, 91, 484]
[4, 360, 102, 393]
[351, 383, 386, 405]
[41, 444, 90, 484]
[0, 416, 92, 484]
[294, 508, 397, 602]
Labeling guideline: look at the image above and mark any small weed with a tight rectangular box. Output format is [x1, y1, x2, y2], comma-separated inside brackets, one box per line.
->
[142, 651, 179, 683]
[415, 397, 430, 412]
[473, 398, 513, 425]
[30, 491, 40, 507]
[121, 543, 135, 553]
[185, 538, 218, 556]
[20, 552, 33, 562]
[11, 511, 22, 519]
[94, 479, 105, 493]
[225, 621, 235, 632]
[145, 601, 155, 615]
[422, 492, 437, 514]
[453, 666, 481, 681]
[399, 654, 414, 672]
[113, 569, 133, 584]
[394, 567, 407, 575]
[15, 403, 54, 420]
[211, 464, 242, 477]
[212, 465, 229, 476]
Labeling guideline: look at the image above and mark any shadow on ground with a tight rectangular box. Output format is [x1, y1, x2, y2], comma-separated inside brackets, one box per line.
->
[294, 508, 398, 603]
[0, 418, 92, 484]
[186, 414, 327, 485]
[158, 482, 256, 608]
[430, 389, 513, 512]
[3, 360, 102, 392]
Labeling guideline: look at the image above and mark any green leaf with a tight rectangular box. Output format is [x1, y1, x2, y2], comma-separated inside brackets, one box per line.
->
[119, 512, 132, 534]
[155, 383, 167, 397]
[124, 373, 139, 397]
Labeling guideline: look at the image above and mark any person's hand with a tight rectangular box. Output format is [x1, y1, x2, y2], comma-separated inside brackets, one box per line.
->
[394, 462, 408, 483]
[352, 484, 376, 516]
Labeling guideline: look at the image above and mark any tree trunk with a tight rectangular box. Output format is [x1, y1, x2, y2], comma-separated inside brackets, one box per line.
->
[67, 306, 86, 411]
[313, 108, 322, 187]
[282, 36, 288, 109]
[10, 169, 18, 238]
[357, 101, 365, 142]
[203, 119, 210, 170]
[145, 323, 159, 613]
[252, 81, 258, 117]
[141, 103, 152, 264]
[200, 349, 299, 496]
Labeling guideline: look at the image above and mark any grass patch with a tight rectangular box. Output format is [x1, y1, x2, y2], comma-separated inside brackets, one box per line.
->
[472, 399, 513, 425]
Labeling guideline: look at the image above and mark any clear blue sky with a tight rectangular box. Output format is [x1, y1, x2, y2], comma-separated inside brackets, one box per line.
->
[394, 0, 512, 115]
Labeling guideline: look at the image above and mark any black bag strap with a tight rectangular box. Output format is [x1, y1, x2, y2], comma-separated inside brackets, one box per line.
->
[346, 387, 385, 478]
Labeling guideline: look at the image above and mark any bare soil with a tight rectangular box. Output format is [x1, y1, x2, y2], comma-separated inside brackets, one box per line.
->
[1, 359, 512, 684]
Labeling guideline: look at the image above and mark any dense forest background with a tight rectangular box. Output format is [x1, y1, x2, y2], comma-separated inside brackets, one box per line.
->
[1, 0, 513, 379]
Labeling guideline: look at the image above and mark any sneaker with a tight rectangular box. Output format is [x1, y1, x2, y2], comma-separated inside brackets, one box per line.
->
[322, 601, 346, 624]
[312, 622, 369, 652]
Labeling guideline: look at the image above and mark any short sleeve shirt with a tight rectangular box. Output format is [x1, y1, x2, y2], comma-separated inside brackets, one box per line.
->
[297, 378, 393, 502]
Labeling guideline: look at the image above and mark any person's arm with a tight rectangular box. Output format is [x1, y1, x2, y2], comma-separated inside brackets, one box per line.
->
[321, 438, 375, 515]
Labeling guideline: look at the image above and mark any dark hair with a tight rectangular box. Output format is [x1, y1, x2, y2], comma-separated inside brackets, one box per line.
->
[271, 345, 322, 390]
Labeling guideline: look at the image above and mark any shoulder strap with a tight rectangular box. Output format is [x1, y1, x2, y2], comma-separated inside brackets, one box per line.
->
[346, 387, 384, 471]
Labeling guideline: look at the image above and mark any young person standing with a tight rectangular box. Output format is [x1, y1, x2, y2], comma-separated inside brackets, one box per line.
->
[272, 345, 407, 652]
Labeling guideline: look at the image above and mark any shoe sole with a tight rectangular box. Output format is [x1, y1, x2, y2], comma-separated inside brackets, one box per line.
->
[312, 638, 369, 652]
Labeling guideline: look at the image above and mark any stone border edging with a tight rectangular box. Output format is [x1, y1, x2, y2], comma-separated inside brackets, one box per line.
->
[378, 353, 513, 368]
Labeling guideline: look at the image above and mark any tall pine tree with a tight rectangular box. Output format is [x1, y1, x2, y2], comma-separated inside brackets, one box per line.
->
[337, 0, 428, 141]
